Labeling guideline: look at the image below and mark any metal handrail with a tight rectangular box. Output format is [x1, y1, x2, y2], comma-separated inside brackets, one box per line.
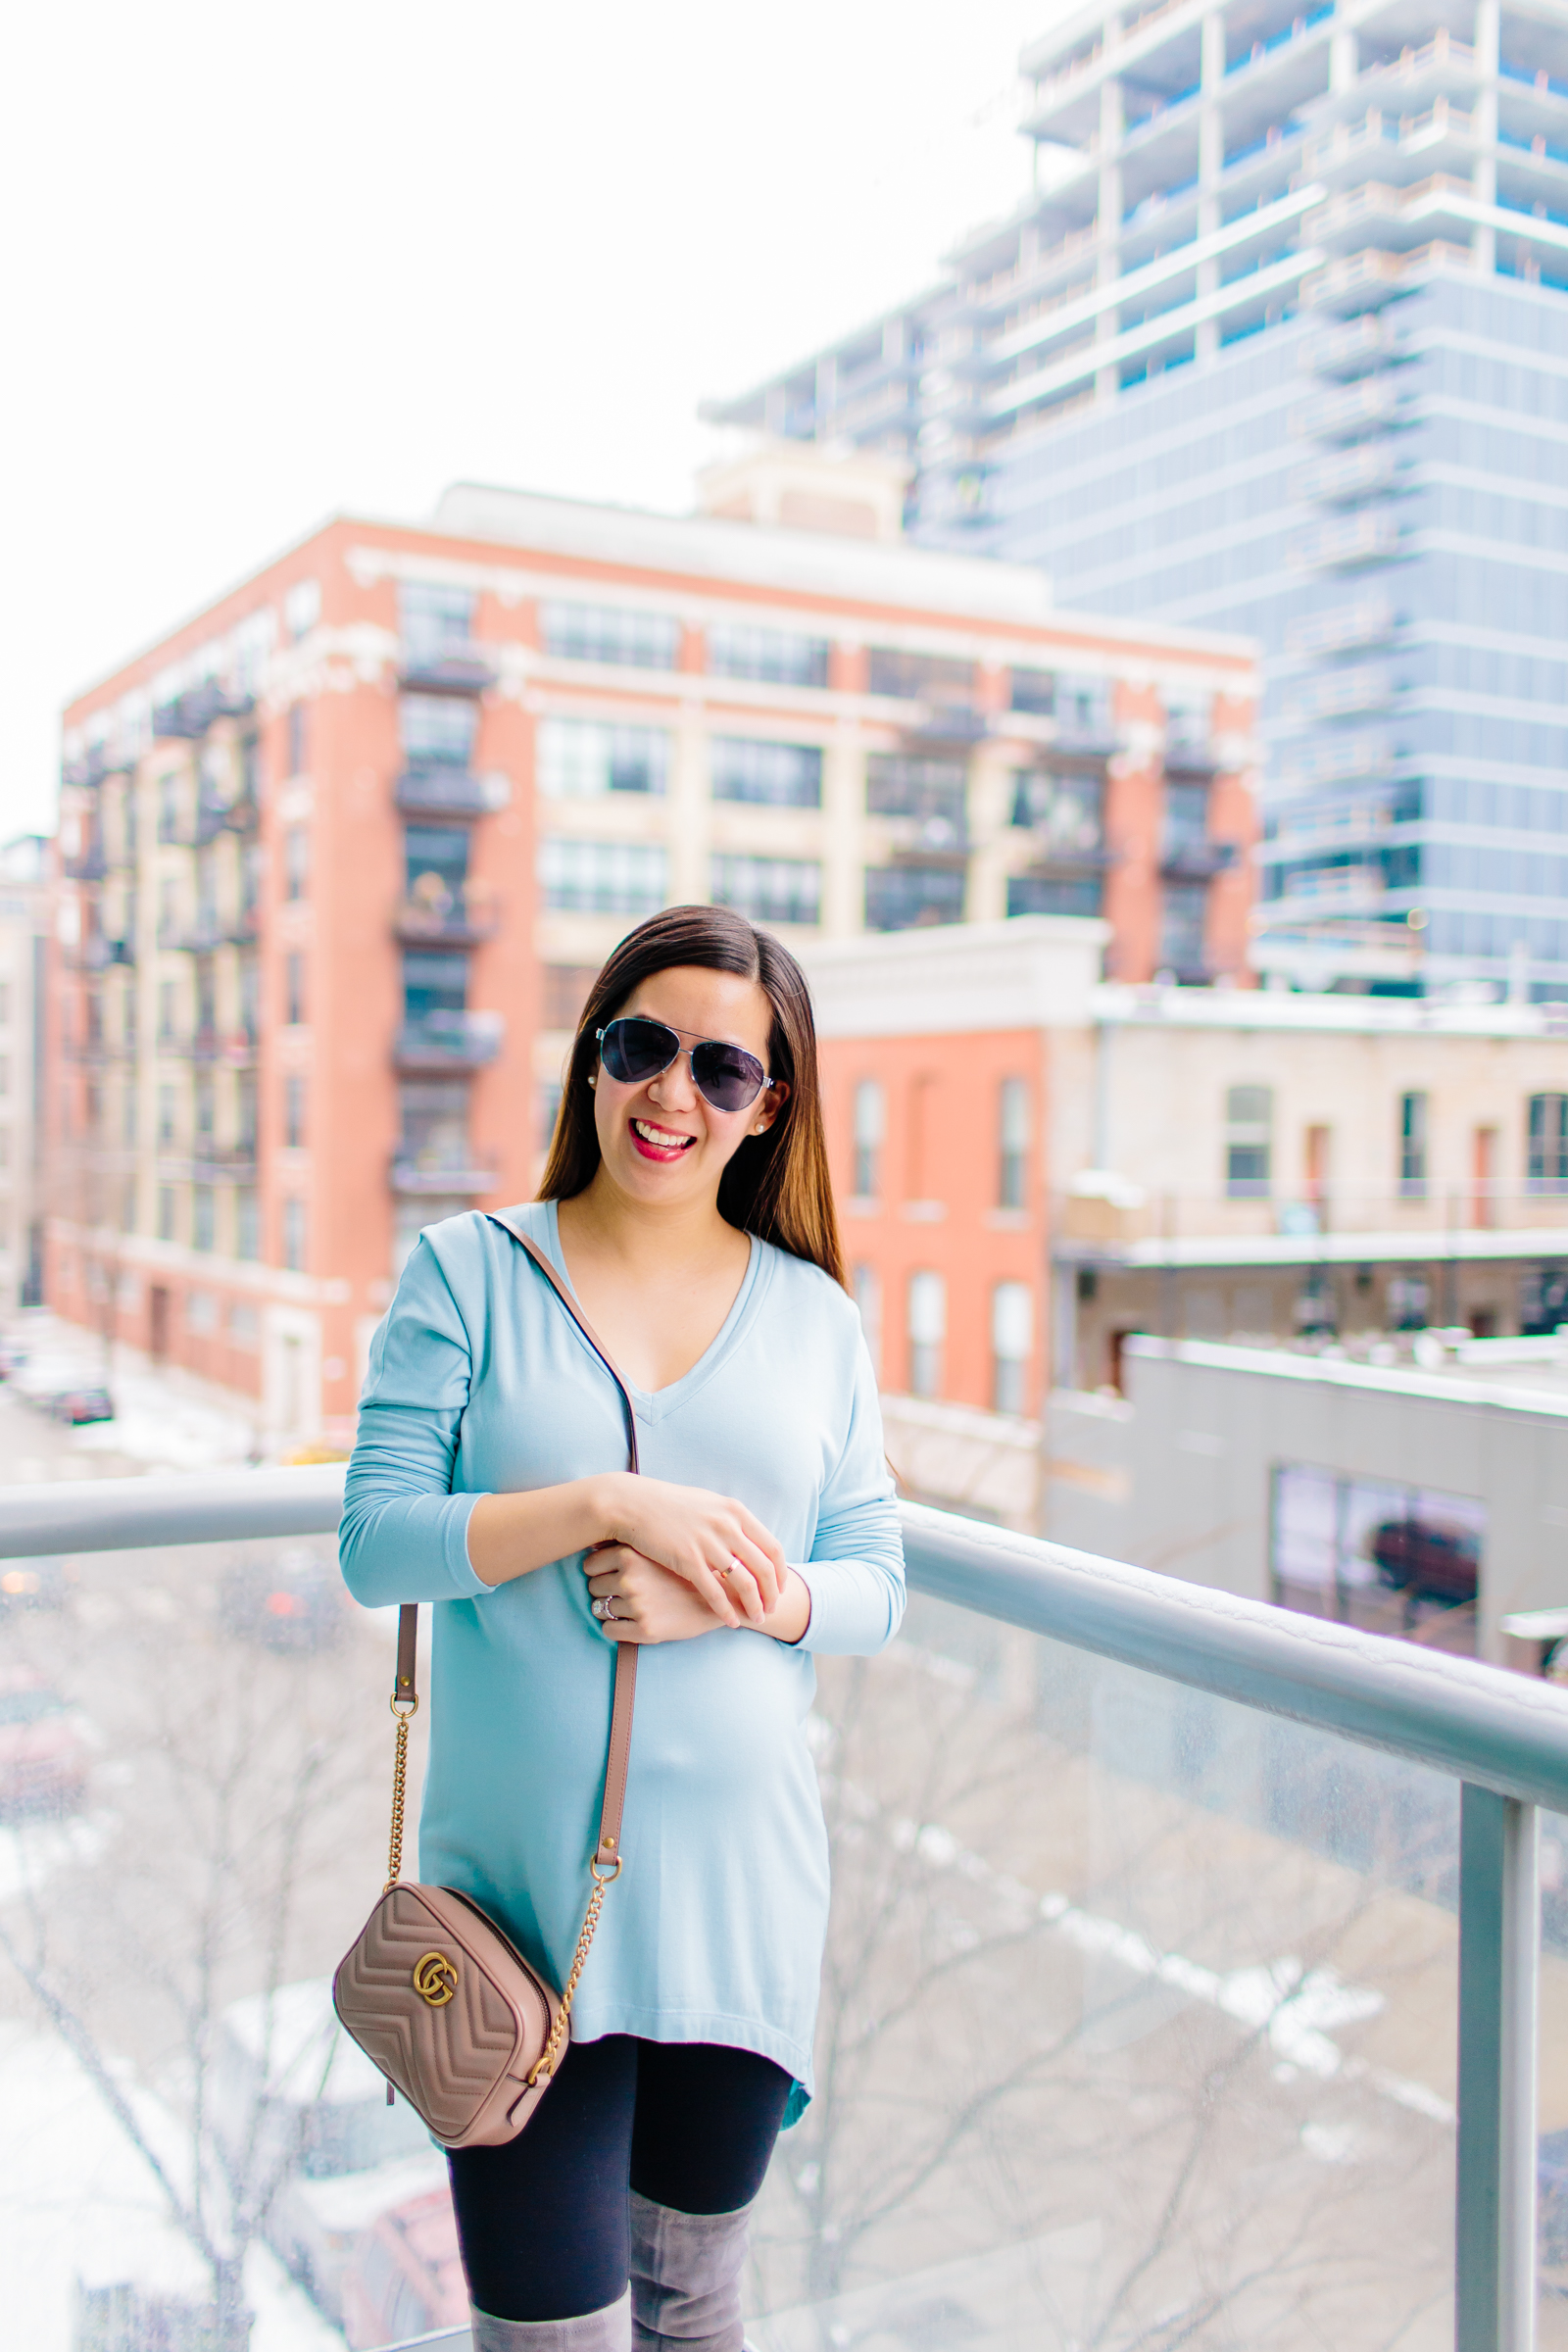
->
[0, 1469, 1549, 2348]
[5, 1471, 1565, 1808]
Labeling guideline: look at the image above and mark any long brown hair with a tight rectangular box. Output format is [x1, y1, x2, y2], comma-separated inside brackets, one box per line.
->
[538, 906, 845, 1287]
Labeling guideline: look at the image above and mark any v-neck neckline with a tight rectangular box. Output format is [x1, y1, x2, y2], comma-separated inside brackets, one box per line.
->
[540, 1200, 764, 1417]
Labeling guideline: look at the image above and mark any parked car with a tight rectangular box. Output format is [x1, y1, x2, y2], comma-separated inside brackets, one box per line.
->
[340, 2185, 467, 2350]
[48, 1383, 114, 1426]
[219, 1544, 345, 1653]
[0, 1556, 72, 1611]
[0, 1670, 90, 1818]
[1370, 1516, 1480, 1609]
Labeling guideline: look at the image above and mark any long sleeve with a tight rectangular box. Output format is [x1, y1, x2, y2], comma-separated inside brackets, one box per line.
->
[795, 1332, 906, 1656]
[338, 1235, 491, 1606]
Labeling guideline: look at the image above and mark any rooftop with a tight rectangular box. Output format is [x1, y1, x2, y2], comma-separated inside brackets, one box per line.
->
[1128, 1329, 1568, 1418]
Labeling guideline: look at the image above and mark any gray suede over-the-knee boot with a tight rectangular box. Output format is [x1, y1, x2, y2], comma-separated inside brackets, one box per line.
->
[470, 2285, 632, 2352]
[628, 2191, 754, 2352]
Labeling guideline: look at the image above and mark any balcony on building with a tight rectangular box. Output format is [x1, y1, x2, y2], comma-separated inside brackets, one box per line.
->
[188, 1145, 259, 1184]
[394, 767, 508, 821]
[394, 1009, 505, 1073]
[64, 841, 108, 883]
[397, 640, 496, 697]
[1052, 682, 1119, 759]
[152, 680, 257, 741]
[1158, 836, 1239, 882]
[2, 1455, 1561, 2352]
[389, 1150, 500, 1198]
[393, 884, 501, 950]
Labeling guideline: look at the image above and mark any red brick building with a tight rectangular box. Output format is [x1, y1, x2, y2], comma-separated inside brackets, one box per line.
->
[51, 464, 1255, 1442]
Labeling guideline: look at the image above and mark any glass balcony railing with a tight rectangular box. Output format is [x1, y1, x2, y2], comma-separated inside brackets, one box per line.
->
[1, 1471, 1563, 2352]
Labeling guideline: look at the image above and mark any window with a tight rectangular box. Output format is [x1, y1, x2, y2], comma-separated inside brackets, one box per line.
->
[230, 1298, 260, 1344]
[0, 984, 9, 1025]
[1159, 882, 1208, 976]
[121, 1177, 137, 1234]
[400, 1078, 471, 1171]
[236, 1191, 259, 1261]
[194, 1072, 215, 1139]
[853, 1080, 885, 1200]
[867, 649, 975, 703]
[539, 1081, 564, 1153]
[401, 693, 477, 768]
[285, 1075, 307, 1151]
[708, 623, 829, 689]
[864, 865, 966, 931]
[193, 1188, 215, 1252]
[710, 855, 820, 929]
[999, 1078, 1031, 1209]
[710, 738, 822, 809]
[543, 964, 600, 1031]
[1009, 665, 1055, 715]
[159, 981, 177, 1041]
[1528, 1094, 1568, 1191]
[539, 602, 679, 670]
[1009, 770, 1102, 854]
[159, 774, 180, 844]
[400, 580, 474, 664]
[1398, 1091, 1429, 1197]
[282, 1197, 307, 1272]
[404, 951, 467, 1020]
[284, 953, 306, 1027]
[404, 824, 469, 925]
[1225, 1085, 1273, 1197]
[1007, 876, 1103, 917]
[284, 826, 310, 901]
[992, 1281, 1034, 1415]
[852, 1264, 882, 1379]
[865, 754, 966, 829]
[907, 1270, 946, 1399]
[1163, 780, 1210, 851]
[186, 1289, 217, 1333]
[287, 702, 309, 778]
[237, 1073, 258, 1152]
[1056, 676, 1114, 741]
[158, 1186, 176, 1243]
[537, 719, 669, 799]
[122, 1084, 136, 1146]
[539, 839, 667, 915]
[158, 1085, 176, 1148]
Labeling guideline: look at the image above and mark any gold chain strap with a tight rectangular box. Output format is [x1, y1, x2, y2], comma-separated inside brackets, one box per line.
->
[528, 1851, 621, 2085]
[384, 1695, 418, 1893]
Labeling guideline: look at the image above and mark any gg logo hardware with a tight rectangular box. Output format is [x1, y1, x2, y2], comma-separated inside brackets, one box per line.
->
[413, 1950, 460, 2008]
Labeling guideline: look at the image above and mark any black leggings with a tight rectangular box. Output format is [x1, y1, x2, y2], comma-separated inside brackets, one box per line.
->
[447, 2035, 793, 2323]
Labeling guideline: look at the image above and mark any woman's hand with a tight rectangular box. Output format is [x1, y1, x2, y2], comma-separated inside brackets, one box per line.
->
[584, 1545, 813, 1647]
[584, 1546, 728, 1644]
[602, 1475, 787, 1629]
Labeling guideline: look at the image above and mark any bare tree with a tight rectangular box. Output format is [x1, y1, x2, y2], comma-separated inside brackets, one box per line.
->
[0, 1540, 391, 2348]
[749, 1602, 1457, 2352]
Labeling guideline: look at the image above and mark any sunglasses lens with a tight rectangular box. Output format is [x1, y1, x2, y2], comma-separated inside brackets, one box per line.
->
[600, 1017, 676, 1085]
[691, 1042, 765, 1112]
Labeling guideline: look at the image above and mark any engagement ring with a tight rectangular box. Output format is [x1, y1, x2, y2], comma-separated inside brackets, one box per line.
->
[592, 1597, 616, 1621]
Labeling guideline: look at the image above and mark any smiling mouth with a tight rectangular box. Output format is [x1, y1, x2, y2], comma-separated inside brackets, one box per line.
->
[630, 1117, 697, 1162]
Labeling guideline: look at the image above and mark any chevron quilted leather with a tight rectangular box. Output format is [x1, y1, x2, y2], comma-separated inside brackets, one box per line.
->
[333, 1882, 562, 2147]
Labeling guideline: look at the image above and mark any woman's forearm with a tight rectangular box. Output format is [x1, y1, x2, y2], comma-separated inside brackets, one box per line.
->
[466, 1475, 630, 1588]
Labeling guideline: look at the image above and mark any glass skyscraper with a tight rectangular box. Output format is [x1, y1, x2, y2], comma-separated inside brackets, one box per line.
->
[710, 0, 1568, 997]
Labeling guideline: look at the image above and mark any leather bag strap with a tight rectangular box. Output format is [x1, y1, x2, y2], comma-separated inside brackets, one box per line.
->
[387, 1212, 640, 1874]
[489, 1214, 639, 1871]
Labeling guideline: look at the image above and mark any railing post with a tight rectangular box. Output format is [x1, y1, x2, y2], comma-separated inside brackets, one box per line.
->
[1456, 1784, 1540, 2351]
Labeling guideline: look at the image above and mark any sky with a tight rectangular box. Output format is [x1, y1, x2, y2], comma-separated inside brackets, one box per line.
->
[0, 0, 1058, 837]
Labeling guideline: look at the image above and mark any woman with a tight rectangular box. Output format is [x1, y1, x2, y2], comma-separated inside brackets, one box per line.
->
[340, 905, 905, 2352]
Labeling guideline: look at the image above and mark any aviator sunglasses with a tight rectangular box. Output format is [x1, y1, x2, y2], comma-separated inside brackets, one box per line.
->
[596, 1017, 771, 1113]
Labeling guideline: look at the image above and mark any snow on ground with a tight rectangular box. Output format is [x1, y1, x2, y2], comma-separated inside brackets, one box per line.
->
[1, 1309, 261, 1476]
[0, 2020, 344, 2350]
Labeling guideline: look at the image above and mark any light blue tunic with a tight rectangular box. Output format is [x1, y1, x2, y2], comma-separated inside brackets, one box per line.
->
[338, 1200, 905, 2100]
